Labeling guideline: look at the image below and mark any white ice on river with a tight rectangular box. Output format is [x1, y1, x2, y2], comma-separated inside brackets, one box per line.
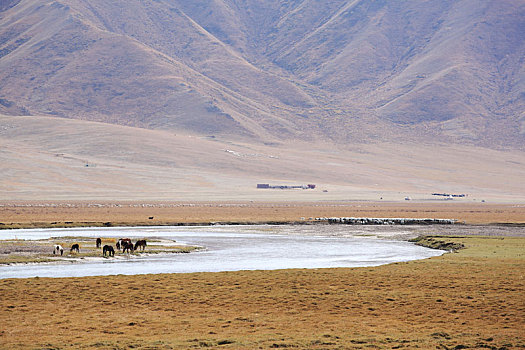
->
[0, 225, 444, 279]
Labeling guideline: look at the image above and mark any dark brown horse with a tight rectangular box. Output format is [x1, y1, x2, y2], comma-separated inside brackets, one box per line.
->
[122, 241, 134, 253]
[134, 240, 147, 251]
[96, 238, 102, 248]
[103, 245, 114, 257]
[117, 238, 132, 251]
[70, 243, 80, 253]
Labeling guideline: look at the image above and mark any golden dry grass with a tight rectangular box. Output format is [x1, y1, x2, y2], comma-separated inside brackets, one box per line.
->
[1, 201, 525, 228]
[0, 235, 524, 349]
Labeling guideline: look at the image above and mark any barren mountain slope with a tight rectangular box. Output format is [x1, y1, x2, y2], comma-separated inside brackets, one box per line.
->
[1, 0, 523, 146]
[0, 0, 322, 140]
[181, 0, 525, 145]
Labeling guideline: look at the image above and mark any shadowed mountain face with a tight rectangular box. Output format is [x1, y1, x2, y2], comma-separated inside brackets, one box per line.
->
[0, 0, 523, 147]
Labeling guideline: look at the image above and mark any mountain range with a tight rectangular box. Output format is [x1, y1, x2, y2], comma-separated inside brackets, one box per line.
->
[1, 0, 524, 200]
[1, 0, 523, 147]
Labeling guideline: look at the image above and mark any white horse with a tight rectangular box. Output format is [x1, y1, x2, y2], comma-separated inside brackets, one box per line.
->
[53, 245, 64, 256]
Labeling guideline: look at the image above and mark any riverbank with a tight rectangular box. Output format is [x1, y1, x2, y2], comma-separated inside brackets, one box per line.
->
[0, 234, 523, 349]
[1, 201, 525, 229]
[0, 226, 448, 278]
[0, 236, 200, 265]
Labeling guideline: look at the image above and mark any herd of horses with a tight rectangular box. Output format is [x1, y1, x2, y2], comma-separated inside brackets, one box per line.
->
[53, 238, 147, 258]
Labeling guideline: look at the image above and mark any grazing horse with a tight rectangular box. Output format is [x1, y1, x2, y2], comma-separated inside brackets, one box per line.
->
[70, 243, 80, 253]
[53, 245, 63, 256]
[117, 238, 132, 251]
[96, 238, 102, 248]
[103, 245, 115, 257]
[134, 239, 146, 251]
[122, 241, 134, 253]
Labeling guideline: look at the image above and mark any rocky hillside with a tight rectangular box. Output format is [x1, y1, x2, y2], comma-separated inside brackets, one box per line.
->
[1, 0, 523, 147]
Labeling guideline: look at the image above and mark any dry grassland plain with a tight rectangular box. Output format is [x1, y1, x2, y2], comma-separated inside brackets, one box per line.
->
[1, 201, 525, 228]
[0, 236, 524, 349]
[0, 203, 524, 349]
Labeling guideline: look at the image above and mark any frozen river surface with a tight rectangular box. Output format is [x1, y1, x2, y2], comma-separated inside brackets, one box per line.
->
[0, 225, 444, 279]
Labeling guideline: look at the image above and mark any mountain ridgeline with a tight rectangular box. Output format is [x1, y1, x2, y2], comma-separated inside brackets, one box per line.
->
[1, 0, 523, 147]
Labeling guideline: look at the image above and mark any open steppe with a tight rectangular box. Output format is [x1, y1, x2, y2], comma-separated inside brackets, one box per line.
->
[2, 115, 525, 203]
[1, 201, 525, 229]
[1, 233, 524, 349]
[2, 1, 524, 346]
[0, 202, 524, 348]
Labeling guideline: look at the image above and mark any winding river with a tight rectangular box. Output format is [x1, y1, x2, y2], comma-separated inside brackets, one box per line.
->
[0, 225, 444, 279]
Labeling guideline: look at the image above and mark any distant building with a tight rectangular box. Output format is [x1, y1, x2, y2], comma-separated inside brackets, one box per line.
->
[256, 183, 316, 190]
[432, 193, 467, 197]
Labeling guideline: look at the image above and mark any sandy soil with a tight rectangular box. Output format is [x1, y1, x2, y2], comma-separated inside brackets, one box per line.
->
[2, 115, 525, 203]
[1, 201, 525, 228]
[0, 234, 523, 349]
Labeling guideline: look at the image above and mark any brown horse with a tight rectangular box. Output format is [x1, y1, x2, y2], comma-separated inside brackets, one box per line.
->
[70, 243, 80, 253]
[96, 238, 102, 248]
[134, 240, 146, 251]
[117, 238, 132, 251]
[122, 241, 134, 253]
